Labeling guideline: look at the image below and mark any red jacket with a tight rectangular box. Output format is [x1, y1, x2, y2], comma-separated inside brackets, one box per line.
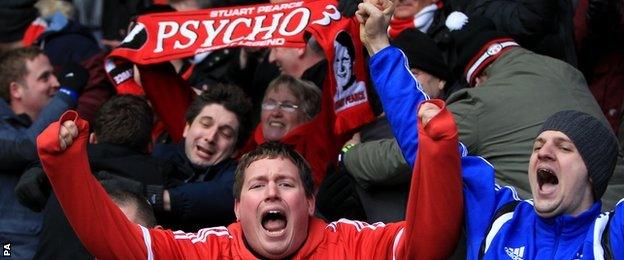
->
[37, 101, 462, 259]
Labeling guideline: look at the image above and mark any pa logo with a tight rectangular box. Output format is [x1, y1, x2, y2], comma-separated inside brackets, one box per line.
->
[2, 243, 10, 257]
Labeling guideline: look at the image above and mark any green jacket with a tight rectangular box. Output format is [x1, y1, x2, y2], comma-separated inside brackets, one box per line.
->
[346, 47, 623, 207]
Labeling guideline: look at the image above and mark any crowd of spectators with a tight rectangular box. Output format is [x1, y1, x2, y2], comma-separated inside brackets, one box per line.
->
[0, 0, 623, 259]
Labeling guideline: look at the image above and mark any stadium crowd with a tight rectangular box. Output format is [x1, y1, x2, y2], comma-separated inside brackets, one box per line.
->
[0, 0, 623, 259]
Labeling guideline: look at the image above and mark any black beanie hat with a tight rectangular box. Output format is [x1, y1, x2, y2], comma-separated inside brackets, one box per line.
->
[391, 28, 453, 83]
[539, 110, 618, 200]
[445, 12, 518, 86]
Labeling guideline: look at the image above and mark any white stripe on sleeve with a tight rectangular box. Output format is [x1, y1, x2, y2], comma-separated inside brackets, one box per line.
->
[140, 225, 154, 260]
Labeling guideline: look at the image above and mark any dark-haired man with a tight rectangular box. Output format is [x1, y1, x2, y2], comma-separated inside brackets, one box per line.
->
[105, 186, 158, 229]
[149, 84, 252, 231]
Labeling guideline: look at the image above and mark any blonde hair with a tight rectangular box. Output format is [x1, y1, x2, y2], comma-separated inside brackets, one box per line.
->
[35, 0, 76, 19]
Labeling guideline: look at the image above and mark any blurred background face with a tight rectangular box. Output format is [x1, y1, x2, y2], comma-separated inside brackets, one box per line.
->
[261, 86, 307, 141]
[268, 47, 304, 77]
[14, 54, 60, 119]
[410, 67, 444, 98]
[394, 0, 436, 19]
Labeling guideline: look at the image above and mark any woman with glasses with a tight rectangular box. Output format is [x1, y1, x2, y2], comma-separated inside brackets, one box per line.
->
[241, 74, 335, 187]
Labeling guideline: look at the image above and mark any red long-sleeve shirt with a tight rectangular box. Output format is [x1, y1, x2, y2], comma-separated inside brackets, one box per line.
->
[37, 100, 461, 259]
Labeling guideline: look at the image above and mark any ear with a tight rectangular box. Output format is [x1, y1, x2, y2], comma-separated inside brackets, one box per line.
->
[182, 123, 190, 138]
[9, 81, 23, 101]
[296, 47, 306, 58]
[234, 199, 241, 221]
[437, 80, 446, 91]
[89, 133, 98, 144]
[306, 196, 316, 216]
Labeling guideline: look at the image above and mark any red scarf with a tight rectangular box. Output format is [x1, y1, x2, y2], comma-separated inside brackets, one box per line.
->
[108, 0, 373, 140]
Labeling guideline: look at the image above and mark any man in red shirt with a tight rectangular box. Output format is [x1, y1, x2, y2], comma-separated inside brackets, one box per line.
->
[36, 96, 462, 259]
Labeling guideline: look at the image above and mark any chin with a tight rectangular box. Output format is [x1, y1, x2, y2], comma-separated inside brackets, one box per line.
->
[533, 201, 561, 218]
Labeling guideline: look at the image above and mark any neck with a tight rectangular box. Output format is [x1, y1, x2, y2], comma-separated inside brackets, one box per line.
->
[10, 102, 36, 120]
[297, 54, 324, 78]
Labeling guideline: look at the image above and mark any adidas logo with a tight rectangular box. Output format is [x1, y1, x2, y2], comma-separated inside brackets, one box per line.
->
[504, 246, 525, 260]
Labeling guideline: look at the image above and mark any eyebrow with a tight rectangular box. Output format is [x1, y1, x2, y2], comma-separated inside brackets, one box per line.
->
[534, 136, 573, 145]
[247, 173, 296, 183]
[37, 70, 52, 81]
[200, 116, 237, 132]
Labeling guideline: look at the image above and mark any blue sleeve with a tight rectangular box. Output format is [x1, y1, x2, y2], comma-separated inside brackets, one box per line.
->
[369, 46, 429, 167]
[0, 94, 73, 169]
[462, 155, 522, 260]
[167, 171, 235, 224]
[610, 199, 624, 259]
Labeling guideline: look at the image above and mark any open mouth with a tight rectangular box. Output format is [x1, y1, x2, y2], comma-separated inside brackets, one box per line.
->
[268, 121, 285, 128]
[196, 145, 214, 157]
[262, 210, 287, 234]
[537, 168, 558, 193]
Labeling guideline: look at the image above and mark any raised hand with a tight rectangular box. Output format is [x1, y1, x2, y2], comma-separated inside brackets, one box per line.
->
[418, 102, 441, 126]
[58, 120, 78, 151]
[356, 0, 394, 55]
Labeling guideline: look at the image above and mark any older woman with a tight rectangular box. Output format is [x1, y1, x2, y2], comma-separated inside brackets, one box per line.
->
[243, 74, 334, 187]
[260, 75, 321, 141]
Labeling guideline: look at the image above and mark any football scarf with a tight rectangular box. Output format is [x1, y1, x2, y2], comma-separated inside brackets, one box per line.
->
[108, 0, 373, 135]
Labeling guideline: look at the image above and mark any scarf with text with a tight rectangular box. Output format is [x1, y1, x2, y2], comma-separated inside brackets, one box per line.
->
[108, 0, 373, 135]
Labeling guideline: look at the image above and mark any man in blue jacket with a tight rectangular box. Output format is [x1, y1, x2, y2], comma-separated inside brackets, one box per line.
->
[0, 46, 84, 259]
[356, 0, 623, 258]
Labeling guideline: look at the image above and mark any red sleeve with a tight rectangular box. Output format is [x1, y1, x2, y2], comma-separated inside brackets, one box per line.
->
[138, 63, 194, 142]
[37, 111, 239, 259]
[37, 111, 149, 258]
[397, 99, 464, 259]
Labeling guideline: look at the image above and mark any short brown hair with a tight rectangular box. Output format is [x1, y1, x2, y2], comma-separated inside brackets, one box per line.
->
[93, 95, 153, 152]
[233, 142, 314, 200]
[264, 75, 321, 120]
[0, 46, 43, 101]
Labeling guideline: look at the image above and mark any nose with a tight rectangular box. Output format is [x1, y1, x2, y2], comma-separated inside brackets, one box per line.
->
[50, 74, 60, 90]
[203, 127, 218, 143]
[265, 182, 279, 200]
[537, 142, 555, 161]
[268, 106, 283, 117]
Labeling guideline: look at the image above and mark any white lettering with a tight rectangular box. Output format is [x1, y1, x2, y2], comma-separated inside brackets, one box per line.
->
[223, 18, 251, 44]
[247, 13, 282, 40]
[279, 8, 309, 36]
[200, 20, 230, 47]
[174, 20, 200, 49]
[155, 22, 179, 53]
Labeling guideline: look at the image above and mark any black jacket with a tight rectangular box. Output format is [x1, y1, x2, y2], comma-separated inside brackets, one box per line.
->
[153, 142, 237, 233]
[29, 143, 174, 260]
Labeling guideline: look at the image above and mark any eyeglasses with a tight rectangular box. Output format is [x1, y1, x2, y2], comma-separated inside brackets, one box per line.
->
[261, 101, 300, 112]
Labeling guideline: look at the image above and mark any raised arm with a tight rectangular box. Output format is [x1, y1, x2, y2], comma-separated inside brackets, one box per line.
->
[395, 99, 463, 259]
[357, 0, 430, 167]
[138, 63, 194, 143]
[37, 111, 149, 259]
